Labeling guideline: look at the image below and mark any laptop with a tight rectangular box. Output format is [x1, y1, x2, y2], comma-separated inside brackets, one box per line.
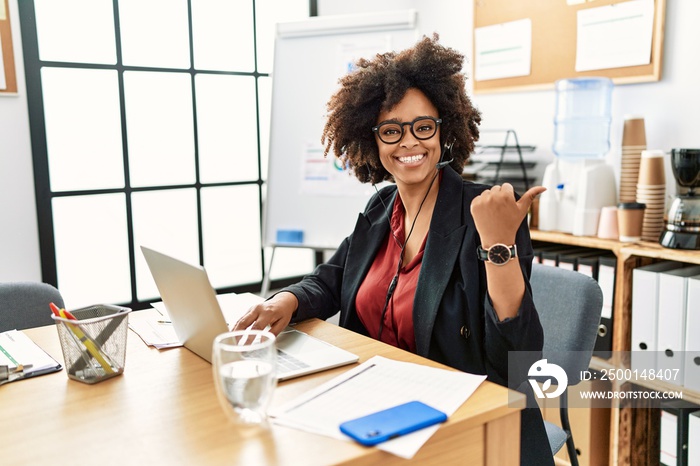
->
[140, 246, 359, 380]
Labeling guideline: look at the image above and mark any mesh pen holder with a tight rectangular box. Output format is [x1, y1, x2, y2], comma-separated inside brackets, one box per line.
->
[52, 304, 131, 384]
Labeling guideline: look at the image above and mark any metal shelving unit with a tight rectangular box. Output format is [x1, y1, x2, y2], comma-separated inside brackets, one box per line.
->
[465, 129, 536, 192]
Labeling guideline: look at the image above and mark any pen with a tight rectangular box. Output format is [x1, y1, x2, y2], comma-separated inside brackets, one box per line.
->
[50, 303, 115, 374]
[283, 363, 377, 414]
[68, 308, 127, 374]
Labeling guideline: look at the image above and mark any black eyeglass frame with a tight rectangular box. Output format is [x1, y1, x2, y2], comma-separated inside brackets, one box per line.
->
[371, 116, 442, 145]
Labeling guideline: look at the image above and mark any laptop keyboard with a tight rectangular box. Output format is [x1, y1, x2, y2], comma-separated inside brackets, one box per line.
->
[277, 349, 310, 373]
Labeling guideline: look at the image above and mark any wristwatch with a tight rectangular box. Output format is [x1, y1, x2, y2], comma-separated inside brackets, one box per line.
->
[477, 243, 517, 266]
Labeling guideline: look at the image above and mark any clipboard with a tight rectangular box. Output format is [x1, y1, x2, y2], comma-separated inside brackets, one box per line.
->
[0, 329, 62, 385]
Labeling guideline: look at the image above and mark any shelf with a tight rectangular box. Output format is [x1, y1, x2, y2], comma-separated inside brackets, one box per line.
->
[530, 230, 621, 252]
[476, 177, 536, 186]
[531, 230, 700, 264]
[469, 161, 538, 170]
[530, 228, 700, 465]
[472, 129, 535, 191]
[475, 144, 536, 152]
[619, 242, 700, 265]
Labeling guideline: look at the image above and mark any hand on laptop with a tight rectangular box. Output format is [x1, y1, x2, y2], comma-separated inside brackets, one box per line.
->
[233, 291, 298, 336]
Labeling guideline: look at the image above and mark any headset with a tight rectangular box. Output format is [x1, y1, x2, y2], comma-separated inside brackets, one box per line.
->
[367, 140, 454, 341]
[435, 140, 455, 169]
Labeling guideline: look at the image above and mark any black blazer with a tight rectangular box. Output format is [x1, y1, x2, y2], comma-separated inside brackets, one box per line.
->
[284, 166, 553, 465]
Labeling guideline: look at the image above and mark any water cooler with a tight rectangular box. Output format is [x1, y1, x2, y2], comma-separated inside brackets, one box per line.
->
[538, 78, 617, 236]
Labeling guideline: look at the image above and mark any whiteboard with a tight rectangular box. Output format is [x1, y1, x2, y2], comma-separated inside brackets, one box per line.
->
[264, 10, 418, 250]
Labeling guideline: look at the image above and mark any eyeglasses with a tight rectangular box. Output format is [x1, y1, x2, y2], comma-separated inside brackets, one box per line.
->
[372, 116, 442, 145]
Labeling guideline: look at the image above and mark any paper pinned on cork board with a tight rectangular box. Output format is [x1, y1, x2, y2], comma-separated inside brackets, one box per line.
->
[0, 35, 6, 90]
[474, 18, 532, 81]
[575, 0, 655, 72]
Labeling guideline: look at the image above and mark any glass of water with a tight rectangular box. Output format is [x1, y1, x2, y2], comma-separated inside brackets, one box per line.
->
[212, 330, 277, 427]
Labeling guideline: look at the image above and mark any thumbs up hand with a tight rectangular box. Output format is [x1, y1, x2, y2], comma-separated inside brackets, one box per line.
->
[470, 183, 546, 246]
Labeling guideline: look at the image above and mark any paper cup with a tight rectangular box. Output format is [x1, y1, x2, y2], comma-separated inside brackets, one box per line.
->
[622, 116, 647, 147]
[637, 150, 666, 186]
[617, 202, 646, 242]
[597, 206, 619, 239]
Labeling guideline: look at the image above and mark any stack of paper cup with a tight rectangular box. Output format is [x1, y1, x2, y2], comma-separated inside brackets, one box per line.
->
[636, 149, 666, 241]
[620, 116, 647, 203]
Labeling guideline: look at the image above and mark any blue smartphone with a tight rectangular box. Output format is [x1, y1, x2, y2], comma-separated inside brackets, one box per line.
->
[339, 401, 447, 446]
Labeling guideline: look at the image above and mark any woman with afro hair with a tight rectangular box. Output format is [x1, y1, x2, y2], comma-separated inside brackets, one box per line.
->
[235, 34, 552, 465]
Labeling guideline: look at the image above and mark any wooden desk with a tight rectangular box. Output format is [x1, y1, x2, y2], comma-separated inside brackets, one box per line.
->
[0, 318, 524, 465]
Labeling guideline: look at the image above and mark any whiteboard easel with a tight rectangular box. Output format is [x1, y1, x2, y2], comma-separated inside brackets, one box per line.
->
[262, 10, 418, 294]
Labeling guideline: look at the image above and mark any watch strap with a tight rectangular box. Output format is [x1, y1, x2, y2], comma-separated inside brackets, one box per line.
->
[476, 244, 518, 263]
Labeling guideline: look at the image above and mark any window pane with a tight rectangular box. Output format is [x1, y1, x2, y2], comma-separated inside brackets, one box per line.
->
[132, 189, 200, 301]
[53, 194, 131, 307]
[255, 0, 309, 73]
[124, 71, 195, 187]
[196, 74, 258, 183]
[42, 67, 124, 191]
[201, 185, 262, 288]
[34, 0, 116, 64]
[258, 76, 271, 181]
[191, 0, 254, 72]
[118, 0, 190, 69]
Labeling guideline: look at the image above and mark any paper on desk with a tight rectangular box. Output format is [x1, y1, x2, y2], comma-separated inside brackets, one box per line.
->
[129, 292, 264, 348]
[270, 355, 487, 459]
[128, 313, 181, 349]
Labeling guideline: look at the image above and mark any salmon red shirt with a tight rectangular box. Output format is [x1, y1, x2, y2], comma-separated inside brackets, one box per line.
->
[355, 194, 426, 353]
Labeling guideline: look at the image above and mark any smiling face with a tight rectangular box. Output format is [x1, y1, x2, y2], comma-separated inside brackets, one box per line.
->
[375, 88, 442, 190]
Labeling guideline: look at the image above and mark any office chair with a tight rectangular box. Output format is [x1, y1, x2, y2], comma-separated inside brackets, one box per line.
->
[530, 263, 604, 466]
[0, 282, 64, 332]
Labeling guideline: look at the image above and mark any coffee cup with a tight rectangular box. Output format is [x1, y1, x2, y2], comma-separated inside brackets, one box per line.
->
[617, 202, 646, 242]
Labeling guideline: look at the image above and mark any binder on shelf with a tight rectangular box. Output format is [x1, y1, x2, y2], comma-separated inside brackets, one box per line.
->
[577, 255, 600, 280]
[531, 243, 577, 265]
[688, 410, 700, 466]
[558, 249, 606, 274]
[556, 251, 578, 270]
[631, 261, 685, 372]
[660, 401, 691, 466]
[683, 275, 700, 392]
[594, 254, 617, 358]
[657, 265, 700, 387]
[541, 247, 584, 267]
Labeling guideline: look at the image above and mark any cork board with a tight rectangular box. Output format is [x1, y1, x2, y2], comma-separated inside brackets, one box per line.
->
[0, 0, 17, 95]
[473, 0, 666, 94]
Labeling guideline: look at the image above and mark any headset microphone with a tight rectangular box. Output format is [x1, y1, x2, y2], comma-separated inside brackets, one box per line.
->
[435, 158, 454, 169]
[435, 141, 454, 170]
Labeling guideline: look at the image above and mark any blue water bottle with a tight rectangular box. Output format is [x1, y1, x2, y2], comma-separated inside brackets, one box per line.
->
[552, 77, 613, 159]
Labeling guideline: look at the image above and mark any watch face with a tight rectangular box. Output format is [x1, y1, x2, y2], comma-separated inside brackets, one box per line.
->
[487, 244, 511, 265]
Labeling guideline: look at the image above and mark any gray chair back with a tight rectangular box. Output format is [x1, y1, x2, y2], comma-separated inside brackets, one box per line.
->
[529, 262, 604, 465]
[530, 263, 604, 385]
[0, 282, 65, 331]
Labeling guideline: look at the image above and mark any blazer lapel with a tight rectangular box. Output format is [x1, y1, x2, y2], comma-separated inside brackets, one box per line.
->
[413, 168, 467, 356]
[339, 188, 395, 327]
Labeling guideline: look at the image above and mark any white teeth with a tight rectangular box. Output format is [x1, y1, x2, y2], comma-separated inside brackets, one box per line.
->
[398, 155, 424, 163]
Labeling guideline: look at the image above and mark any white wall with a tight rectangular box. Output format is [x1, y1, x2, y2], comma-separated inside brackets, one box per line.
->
[320, 0, 699, 191]
[1, 0, 698, 281]
[0, 0, 42, 281]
